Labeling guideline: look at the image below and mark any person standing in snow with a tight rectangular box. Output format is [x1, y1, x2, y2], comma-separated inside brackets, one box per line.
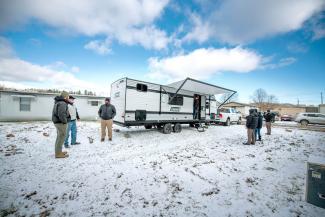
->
[255, 112, 263, 141]
[244, 109, 258, 145]
[264, 110, 273, 135]
[52, 91, 70, 158]
[98, 97, 116, 142]
[64, 96, 81, 148]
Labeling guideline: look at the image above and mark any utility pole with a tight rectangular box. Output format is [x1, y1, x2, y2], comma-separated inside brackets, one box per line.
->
[321, 92, 324, 104]
[297, 98, 299, 106]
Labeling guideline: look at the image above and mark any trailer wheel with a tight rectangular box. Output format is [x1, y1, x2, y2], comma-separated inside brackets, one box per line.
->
[144, 124, 152, 129]
[163, 123, 172, 134]
[173, 123, 182, 133]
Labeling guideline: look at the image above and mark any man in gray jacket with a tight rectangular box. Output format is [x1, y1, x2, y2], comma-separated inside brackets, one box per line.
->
[98, 97, 116, 141]
[52, 91, 70, 158]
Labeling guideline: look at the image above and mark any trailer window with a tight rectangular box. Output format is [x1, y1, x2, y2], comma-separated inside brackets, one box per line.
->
[168, 94, 183, 106]
[20, 98, 31, 111]
[136, 83, 148, 92]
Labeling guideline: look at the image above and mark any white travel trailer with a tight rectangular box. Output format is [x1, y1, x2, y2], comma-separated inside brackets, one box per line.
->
[110, 77, 236, 133]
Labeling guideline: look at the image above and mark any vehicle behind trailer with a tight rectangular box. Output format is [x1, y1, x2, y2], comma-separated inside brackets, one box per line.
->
[214, 108, 242, 126]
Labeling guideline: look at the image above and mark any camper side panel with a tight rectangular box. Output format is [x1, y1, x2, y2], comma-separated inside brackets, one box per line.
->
[110, 78, 126, 124]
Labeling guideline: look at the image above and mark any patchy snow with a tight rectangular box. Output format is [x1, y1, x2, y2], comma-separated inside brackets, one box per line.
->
[274, 121, 298, 126]
[0, 121, 325, 217]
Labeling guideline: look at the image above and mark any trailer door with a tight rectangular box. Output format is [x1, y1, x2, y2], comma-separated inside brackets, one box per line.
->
[200, 95, 206, 120]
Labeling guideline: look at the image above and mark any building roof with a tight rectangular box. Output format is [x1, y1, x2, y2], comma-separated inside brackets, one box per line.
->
[0, 90, 106, 99]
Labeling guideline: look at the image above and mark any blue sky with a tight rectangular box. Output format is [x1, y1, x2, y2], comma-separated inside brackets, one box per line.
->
[0, 0, 324, 105]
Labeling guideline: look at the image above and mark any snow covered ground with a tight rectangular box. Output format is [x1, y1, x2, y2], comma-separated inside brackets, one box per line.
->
[1, 121, 325, 217]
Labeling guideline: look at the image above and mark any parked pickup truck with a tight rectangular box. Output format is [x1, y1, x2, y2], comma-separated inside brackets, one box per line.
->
[215, 108, 242, 126]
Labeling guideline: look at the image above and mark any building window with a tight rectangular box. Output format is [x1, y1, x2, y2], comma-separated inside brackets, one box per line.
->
[20, 98, 31, 111]
[168, 94, 183, 106]
[136, 83, 148, 92]
[90, 101, 99, 106]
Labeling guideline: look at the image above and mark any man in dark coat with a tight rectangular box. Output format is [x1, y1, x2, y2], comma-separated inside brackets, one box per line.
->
[255, 112, 263, 141]
[244, 109, 258, 145]
[98, 97, 116, 142]
[52, 91, 70, 158]
[264, 110, 273, 135]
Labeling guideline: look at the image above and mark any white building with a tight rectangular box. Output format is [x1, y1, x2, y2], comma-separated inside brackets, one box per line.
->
[0, 90, 106, 121]
[319, 104, 325, 114]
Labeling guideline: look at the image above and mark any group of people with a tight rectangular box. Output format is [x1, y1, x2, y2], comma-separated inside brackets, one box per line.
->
[244, 109, 273, 145]
[52, 91, 116, 158]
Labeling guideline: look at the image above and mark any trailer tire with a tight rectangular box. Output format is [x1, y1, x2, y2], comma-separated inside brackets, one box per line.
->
[163, 123, 172, 134]
[144, 124, 153, 129]
[173, 123, 182, 133]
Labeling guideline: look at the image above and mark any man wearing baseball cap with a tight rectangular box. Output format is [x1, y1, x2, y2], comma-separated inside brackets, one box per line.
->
[52, 91, 70, 158]
[64, 95, 81, 148]
[98, 97, 116, 142]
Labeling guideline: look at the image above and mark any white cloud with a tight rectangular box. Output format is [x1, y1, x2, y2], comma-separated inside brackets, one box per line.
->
[84, 39, 112, 55]
[71, 66, 80, 73]
[0, 37, 105, 94]
[0, 0, 170, 50]
[185, 0, 325, 44]
[147, 47, 262, 81]
[262, 57, 297, 69]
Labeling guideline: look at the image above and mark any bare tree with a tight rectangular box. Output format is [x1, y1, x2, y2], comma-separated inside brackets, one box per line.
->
[220, 92, 238, 104]
[251, 88, 268, 110]
[266, 94, 278, 109]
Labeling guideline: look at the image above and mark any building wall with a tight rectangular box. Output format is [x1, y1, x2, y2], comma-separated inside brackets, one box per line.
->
[0, 92, 105, 121]
[273, 107, 306, 117]
[319, 104, 325, 114]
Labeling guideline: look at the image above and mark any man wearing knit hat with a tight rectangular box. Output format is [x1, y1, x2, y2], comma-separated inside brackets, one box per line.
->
[52, 91, 70, 158]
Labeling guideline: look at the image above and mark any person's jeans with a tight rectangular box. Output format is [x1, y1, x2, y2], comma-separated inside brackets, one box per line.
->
[64, 120, 77, 145]
[255, 128, 261, 140]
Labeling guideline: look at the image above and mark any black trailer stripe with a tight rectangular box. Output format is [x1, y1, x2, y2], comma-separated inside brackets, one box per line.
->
[125, 110, 193, 115]
[126, 85, 194, 98]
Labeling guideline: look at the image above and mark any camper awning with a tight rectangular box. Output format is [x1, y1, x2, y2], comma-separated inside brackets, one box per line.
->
[167, 78, 235, 96]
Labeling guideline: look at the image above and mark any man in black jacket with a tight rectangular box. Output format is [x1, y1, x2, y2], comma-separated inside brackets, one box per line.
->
[255, 112, 263, 141]
[244, 109, 258, 145]
[52, 91, 70, 158]
[264, 110, 273, 135]
[98, 97, 116, 142]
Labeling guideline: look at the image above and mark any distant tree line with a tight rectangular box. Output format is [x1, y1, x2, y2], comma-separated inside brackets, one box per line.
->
[0, 85, 97, 96]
